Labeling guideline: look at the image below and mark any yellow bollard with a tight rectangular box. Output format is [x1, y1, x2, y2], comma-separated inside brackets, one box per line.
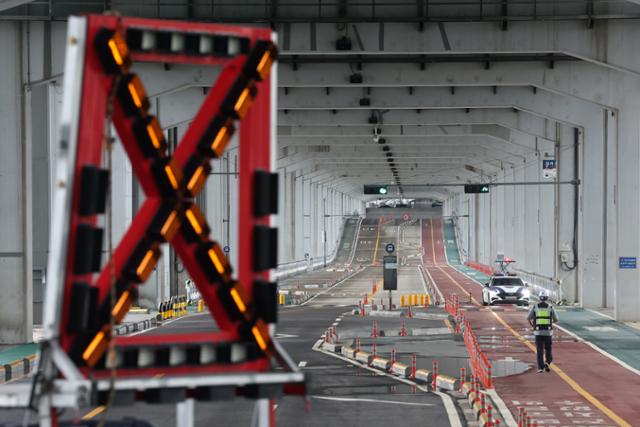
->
[197, 299, 204, 313]
[279, 294, 285, 305]
[182, 296, 187, 316]
[427, 294, 431, 306]
[421, 295, 425, 306]
[410, 294, 415, 306]
[400, 295, 405, 307]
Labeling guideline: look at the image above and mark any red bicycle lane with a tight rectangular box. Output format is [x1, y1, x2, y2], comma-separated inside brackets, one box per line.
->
[421, 219, 636, 427]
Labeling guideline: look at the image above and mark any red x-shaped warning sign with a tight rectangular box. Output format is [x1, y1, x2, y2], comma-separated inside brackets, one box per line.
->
[58, 15, 279, 378]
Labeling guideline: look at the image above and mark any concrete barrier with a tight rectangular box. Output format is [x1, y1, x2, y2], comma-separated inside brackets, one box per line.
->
[367, 310, 402, 318]
[341, 346, 356, 358]
[355, 351, 373, 365]
[390, 362, 411, 378]
[322, 342, 342, 353]
[371, 357, 391, 371]
[414, 368, 432, 383]
[435, 374, 460, 391]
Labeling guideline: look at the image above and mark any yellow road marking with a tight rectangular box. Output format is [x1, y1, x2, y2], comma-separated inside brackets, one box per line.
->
[436, 265, 632, 427]
[443, 319, 454, 333]
[82, 405, 106, 420]
[490, 311, 632, 427]
[371, 216, 383, 266]
[436, 266, 481, 305]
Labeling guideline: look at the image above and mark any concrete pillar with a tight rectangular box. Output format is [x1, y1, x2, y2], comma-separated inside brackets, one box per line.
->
[615, 108, 640, 321]
[0, 23, 33, 343]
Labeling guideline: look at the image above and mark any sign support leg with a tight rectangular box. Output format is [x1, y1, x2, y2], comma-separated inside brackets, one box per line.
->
[176, 398, 195, 427]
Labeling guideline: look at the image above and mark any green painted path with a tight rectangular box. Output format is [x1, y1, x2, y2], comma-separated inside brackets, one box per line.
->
[554, 308, 640, 372]
[442, 219, 640, 372]
[0, 343, 38, 365]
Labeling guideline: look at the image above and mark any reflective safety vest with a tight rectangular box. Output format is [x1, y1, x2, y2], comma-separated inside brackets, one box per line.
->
[535, 303, 552, 330]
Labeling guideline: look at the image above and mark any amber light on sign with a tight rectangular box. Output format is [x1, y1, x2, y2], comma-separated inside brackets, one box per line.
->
[234, 84, 255, 118]
[146, 119, 165, 150]
[136, 248, 158, 282]
[208, 245, 227, 275]
[256, 50, 274, 80]
[211, 122, 233, 157]
[164, 164, 179, 190]
[187, 165, 206, 193]
[108, 31, 129, 67]
[112, 289, 133, 323]
[160, 210, 180, 240]
[230, 287, 247, 313]
[251, 325, 268, 351]
[83, 330, 108, 367]
[185, 205, 208, 237]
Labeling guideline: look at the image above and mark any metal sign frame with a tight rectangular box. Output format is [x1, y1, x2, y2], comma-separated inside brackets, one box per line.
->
[2, 14, 304, 427]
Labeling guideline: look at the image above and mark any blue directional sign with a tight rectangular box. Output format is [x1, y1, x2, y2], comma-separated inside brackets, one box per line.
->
[385, 243, 395, 254]
[619, 257, 637, 269]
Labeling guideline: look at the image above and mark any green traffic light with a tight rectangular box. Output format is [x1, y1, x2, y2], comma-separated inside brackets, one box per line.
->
[379, 187, 388, 194]
[481, 186, 489, 193]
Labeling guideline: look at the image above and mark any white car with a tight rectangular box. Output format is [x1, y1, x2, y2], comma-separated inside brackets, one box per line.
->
[482, 275, 530, 306]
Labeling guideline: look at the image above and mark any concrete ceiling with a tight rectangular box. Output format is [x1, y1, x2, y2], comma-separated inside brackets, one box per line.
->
[4, 0, 639, 200]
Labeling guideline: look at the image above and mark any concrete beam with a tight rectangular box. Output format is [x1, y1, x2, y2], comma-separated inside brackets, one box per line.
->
[278, 86, 602, 128]
[280, 20, 640, 75]
[278, 109, 557, 141]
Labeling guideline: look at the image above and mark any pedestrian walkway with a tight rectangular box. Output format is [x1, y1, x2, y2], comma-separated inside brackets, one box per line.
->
[0, 343, 38, 366]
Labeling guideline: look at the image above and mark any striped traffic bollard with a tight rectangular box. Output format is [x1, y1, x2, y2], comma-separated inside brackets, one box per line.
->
[356, 338, 361, 353]
[399, 319, 407, 337]
[432, 360, 438, 390]
[408, 304, 413, 318]
[480, 392, 486, 417]
[487, 364, 493, 389]
[372, 342, 377, 359]
[391, 348, 396, 364]
[460, 367, 466, 392]
[487, 405, 494, 427]
[517, 407, 525, 427]
[526, 416, 532, 427]
[371, 320, 378, 338]
[411, 354, 417, 378]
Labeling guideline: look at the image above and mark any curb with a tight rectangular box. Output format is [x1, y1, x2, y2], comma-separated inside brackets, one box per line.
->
[114, 317, 159, 336]
[461, 382, 503, 426]
[0, 354, 38, 384]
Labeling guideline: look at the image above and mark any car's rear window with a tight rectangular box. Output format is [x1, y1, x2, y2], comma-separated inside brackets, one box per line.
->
[492, 277, 524, 287]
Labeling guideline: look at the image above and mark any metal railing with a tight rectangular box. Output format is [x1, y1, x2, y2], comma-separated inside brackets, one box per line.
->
[514, 268, 564, 304]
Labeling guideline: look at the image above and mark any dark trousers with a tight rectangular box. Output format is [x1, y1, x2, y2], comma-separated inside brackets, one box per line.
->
[535, 335, 553, 369]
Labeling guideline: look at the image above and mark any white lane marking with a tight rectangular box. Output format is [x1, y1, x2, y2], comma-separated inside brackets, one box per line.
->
[300, 268, 365, 306]
[432, 391, 463, 427]
[298, 361, 307, 368]
[335, 318, 342, 322]
[588, 308, 615, 320]
[331, 322, 339, 326]
[313, 347, 463, 427]
[421, 265, 445, 302]
[311, 396, 433, 407]
[486, 389, 518, 427]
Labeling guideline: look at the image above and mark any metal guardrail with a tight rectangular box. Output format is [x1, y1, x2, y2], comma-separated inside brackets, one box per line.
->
[513, 269, 564, 304]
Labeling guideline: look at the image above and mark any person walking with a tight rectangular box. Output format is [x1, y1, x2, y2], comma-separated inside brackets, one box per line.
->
[527, 289, 559, 373]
